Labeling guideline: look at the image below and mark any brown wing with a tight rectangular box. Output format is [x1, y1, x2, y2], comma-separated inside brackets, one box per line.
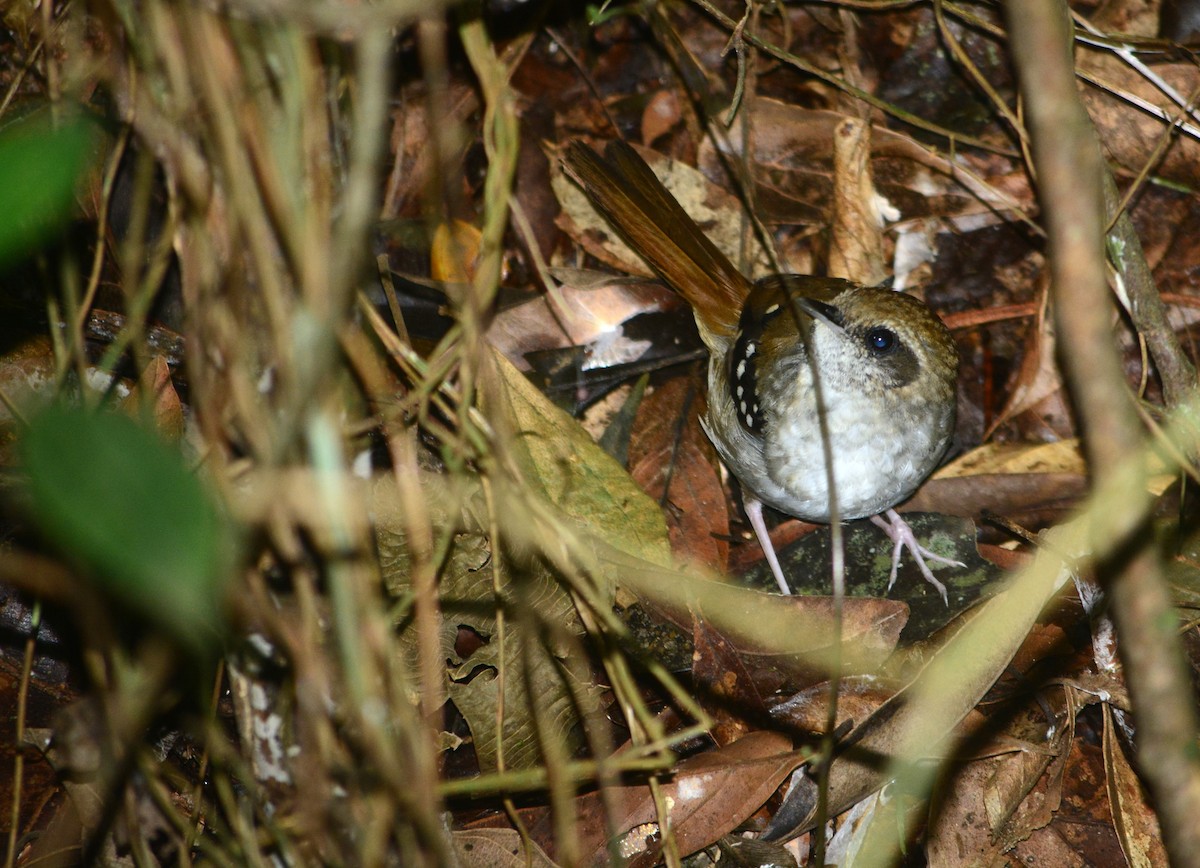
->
[561, 140, 751, 341]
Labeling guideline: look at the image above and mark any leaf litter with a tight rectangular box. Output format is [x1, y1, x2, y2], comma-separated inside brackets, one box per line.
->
[3, 0, 1200, 865]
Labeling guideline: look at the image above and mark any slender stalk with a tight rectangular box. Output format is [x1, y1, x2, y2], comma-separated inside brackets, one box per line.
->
[1007, 3, 1200, 864]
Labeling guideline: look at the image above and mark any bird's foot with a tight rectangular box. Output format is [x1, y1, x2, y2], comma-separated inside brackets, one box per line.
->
[869, 508, 963, 605]
[745, 497, 792, 595]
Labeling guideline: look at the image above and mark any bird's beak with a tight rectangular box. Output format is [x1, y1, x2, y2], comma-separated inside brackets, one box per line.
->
[795, 297, 845, 332]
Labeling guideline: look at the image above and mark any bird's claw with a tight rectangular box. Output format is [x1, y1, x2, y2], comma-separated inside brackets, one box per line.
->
[871, 509, 962, 605]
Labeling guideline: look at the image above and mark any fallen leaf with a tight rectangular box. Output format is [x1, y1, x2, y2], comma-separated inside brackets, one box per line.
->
[640, 88, 683, 147]
[701, 101, 1031, 232]
[1104, 704, 1167, 868]
[536, 731, 800, 864]
[480, 343, 673, 580]
[628, 374, 729, 573]
[829, 116, 887, 285]
[692, 612, 770, 745]
[1079, 47, 1200, 188]
[119, 356, 184, 441]
[451, 828, 557, 867]
[431, 219, 483, 285]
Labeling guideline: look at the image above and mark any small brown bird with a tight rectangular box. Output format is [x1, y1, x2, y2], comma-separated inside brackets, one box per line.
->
[562, 140, 961, 601]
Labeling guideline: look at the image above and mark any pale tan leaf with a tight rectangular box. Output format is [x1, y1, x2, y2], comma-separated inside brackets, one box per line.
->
[480, 344, 673, 577]
[1104, 704, 1167, 868]
[452, 829, 559, 867]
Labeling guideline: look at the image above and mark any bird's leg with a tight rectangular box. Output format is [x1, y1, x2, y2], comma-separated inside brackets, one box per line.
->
[745, 497, 792, 595]
[869, 508, 962, 604]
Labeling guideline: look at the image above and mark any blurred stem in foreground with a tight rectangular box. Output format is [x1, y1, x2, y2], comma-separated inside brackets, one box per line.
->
[1007, 2, 1200, 866]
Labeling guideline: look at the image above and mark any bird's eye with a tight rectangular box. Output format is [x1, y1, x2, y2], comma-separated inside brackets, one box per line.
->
[866, 327, 897, 355]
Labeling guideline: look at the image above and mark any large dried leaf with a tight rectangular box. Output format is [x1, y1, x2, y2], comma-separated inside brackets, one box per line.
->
[1104, 704, 1167, 868]
[1079, 48, 1200, 188]
[829, 115, 887, 284]
[628, 374, 728, 573]
[926, 708, 1066, 866]
[451, 829, 557, 867]
[119, 356, 185, 441]
[486, 270, 679, 371]
[446, 558, 600, 772]
[480, 344, 673, 578]
[375, 489, 601, 774]
[701, 101, 1030, 231]
[770, 677, 897, 739]
[985, 295, 1067, 438]
[691, 613, 771, 745]
[532, 731, 800, 864]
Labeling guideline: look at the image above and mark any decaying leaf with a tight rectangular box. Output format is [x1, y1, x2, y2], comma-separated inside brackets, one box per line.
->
[451, 829, 557, 867]
[530, 730, 800, 865]
[1079, 47, 1200, 188]
[700, 101, 1031, 232]
[628, 374, 729, 573]
[119, 356, 184, 441]
[486, 269, 680, 371]
[480, 343, 674, 580]
[431, 219, 483, 285]
[444, 554, 600, 772]
[829, 115, 888, 285]
[374, 483, 602, 774]
[1104, 704, 1168, 868]
[925, 706, 1067, 865]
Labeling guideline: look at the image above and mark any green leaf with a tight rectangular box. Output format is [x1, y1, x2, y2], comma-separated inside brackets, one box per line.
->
[20, 404, 234, 653]
[0, 110, 96, 267]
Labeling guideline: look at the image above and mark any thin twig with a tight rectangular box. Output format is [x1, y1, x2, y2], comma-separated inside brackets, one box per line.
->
[1007, 3, 1200, 865]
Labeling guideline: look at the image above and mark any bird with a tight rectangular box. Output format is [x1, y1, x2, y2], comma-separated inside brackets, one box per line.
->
[561, 139, 961, 601]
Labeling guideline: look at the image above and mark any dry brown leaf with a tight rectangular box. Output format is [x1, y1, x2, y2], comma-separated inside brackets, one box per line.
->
[451, 828, 558, 867]
[628, 375, 729, 573]
[1004, 704, 1123, 864]
[381, 85, 479, 219]
[1103, 704, 1167, 868]
[978, 285, 1068, 439]
[769, 676, 896, 737]
[486, 270, 678, 370]
[120, 356, 184, 441]
[938, 440, 1085, 478]
[1079, 48, 1200, 188]
[567, 731, 800, 865]
[926, 724, 1067, 867]
[926, 682, 1081, 864]
[700, 101, 1030, 232]
[692, 612, 771, 745]
[640, 88, 683, 147]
